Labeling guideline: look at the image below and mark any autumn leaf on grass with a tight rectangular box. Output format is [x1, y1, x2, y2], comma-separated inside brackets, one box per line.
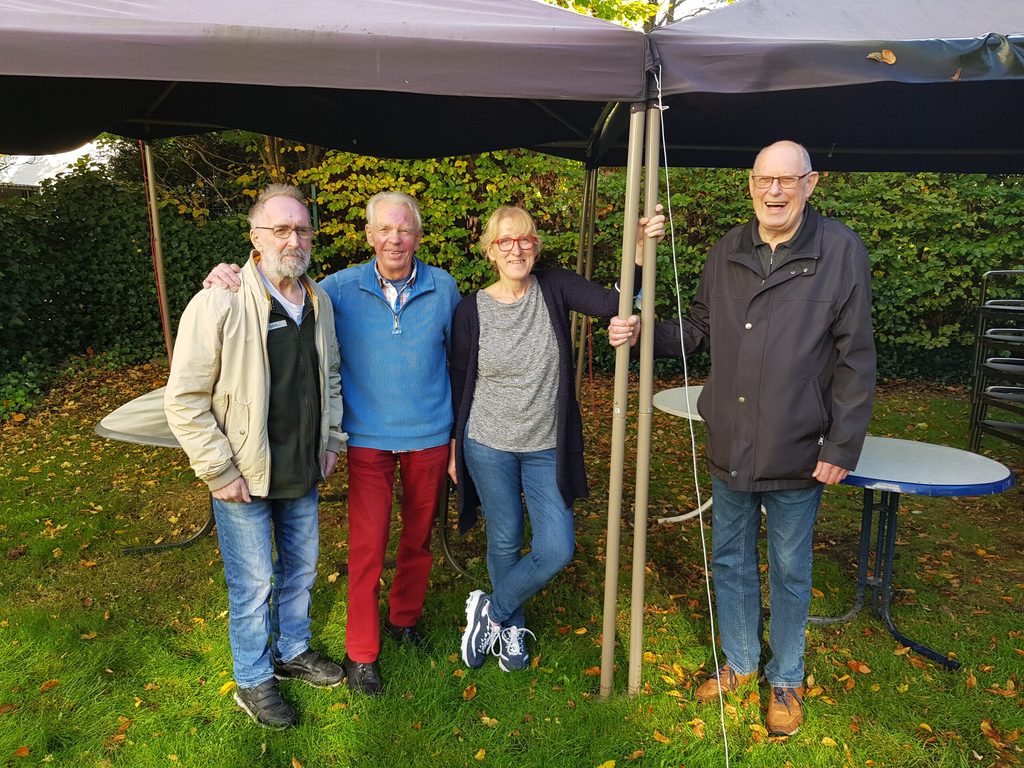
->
[11, 745, 29, 758]
[596, 761, 616, 768]
[219, 680, 237, 696]
[687, 718, 706, 739]
[981, 719, 1005, 747]
[966, 671, 977, 690]
[652, 730, 672, 744]
[0, 704, 19, 715]
[846, 660, 871, 674]
[480, 714, 498, 727]
[474, 748, 486, 761]
[39, 679, 59, 693]
[291, 758, 304, 768]
[583, 666, 601, 677]
[811, 587, 824, 599]
[894, 645, 911, 656]
[463, 683, 477, 701]
[104, 734, 127, 750]
[821, 736, 838, 747]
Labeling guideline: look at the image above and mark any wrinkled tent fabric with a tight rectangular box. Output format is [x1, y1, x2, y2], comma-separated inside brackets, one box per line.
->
[0, 0, 649, 158]
[645, 0, 1024, 172]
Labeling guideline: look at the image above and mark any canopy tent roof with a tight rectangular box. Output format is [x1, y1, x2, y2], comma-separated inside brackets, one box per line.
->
[644, 0, 1024, 172]
[0, 0, 649, 159]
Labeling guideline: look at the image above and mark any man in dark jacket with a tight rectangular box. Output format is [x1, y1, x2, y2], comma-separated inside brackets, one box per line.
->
[612, 140, 875, 736]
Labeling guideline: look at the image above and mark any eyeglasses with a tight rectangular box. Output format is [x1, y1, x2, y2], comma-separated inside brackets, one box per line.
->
[750, 171, 814, 190]
[254, 225, 315, 240]
[494, 236, 538, 252]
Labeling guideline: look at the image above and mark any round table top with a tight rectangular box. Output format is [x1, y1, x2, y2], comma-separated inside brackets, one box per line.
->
[843, 436, 1014, 497]
[652, 385, 704, 421]
[95, 387, 180, 449]
[653, 388, 1014, 498]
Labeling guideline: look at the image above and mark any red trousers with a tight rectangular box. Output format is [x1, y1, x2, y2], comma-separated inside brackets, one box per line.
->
[345, 444, 448, 663]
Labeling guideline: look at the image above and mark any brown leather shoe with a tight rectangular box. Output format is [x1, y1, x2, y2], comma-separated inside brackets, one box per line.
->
[694, 664, 758, 703]
[766, 686, 805, 736]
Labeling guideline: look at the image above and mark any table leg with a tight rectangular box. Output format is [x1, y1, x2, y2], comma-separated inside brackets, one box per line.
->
[812, 490, 959, 670]
[656, 495, 712, 525]
[810, 489, 872, 625]
[872, 491, 960, 671]
[123, 494, 216, 555]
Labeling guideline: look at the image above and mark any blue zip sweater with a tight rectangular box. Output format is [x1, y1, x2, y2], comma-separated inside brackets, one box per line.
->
[319, 257, 461, 450]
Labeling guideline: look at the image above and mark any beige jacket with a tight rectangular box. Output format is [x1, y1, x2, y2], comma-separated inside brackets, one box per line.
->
[164, 255, 345, 495]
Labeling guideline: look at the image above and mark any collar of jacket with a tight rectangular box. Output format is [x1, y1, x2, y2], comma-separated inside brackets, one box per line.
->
[733, 205, 824, 273]
[244, 250, 317, 304]
[358, 255, 437, 298]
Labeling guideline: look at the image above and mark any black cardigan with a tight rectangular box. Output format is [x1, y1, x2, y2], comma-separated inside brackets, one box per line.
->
[449, 268, 633, 532]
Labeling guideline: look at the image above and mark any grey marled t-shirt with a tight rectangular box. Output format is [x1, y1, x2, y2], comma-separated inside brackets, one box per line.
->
[468, 278, 559, 452]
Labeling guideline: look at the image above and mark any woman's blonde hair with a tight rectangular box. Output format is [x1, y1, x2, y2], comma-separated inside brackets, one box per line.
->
[478, 206, 543, 257]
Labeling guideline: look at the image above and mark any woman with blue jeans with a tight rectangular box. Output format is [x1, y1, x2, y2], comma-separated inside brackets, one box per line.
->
[449, 205, 663, 672]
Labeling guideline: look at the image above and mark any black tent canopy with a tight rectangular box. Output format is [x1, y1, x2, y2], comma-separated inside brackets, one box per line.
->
[0, 0, 649, 159]
[646, 0, 1024, 172]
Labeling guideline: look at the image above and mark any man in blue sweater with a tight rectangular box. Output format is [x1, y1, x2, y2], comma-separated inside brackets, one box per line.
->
[204, 191, 460, 695]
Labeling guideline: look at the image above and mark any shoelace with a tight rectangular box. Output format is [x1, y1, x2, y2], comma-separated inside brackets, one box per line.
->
[771, 687, 800, 711]
[495, 626, 536, 658]
[711, 665, 736, 685]
[476, 621, 501, 654]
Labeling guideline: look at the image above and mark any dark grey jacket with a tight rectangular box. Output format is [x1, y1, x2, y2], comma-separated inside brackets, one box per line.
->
[654, 206, 876, 491]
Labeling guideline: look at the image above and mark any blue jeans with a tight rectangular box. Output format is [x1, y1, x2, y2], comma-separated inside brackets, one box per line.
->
[212, 486, 320, 688]
[709, 476, 823, 689]
[463, 436, 574, 628]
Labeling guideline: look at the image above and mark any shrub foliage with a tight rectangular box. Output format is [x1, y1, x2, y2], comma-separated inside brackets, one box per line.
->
[2, 149, 1023, 420]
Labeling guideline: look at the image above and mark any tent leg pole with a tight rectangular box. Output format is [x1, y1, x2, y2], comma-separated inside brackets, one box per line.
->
[574, 167, 599, 397]
[600, 103, 646, 700]
[143, 142, 174, 365]
[627, 103, 662, 696]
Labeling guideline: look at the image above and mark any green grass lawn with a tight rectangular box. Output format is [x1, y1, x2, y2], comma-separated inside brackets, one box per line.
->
[0, 365, 1020, 767]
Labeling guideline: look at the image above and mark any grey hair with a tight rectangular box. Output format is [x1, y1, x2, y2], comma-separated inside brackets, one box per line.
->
[753, 141, 813, 174]
[248, 184, 308, 227]
[366, 191, 422, 232]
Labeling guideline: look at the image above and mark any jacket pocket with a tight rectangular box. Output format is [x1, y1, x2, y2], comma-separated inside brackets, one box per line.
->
[224, 396, 252, 455]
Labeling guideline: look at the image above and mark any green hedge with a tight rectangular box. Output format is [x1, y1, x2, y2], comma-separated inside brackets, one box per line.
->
[0, 164, 243, 417]
[2, 156, 1023, 418]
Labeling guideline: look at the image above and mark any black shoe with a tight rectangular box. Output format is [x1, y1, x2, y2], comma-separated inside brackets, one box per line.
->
[234, 678, 298, 729]
[273, 648, 345, 688]
[383, 619, 426, 648]
[343, 655, 383, 696]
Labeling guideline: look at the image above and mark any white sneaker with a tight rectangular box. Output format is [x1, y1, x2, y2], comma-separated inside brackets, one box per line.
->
[496, 625, 535, 672]
[460, 590, 500, 669]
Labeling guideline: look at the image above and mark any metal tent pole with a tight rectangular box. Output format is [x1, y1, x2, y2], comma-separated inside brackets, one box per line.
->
[627, 103, 662, 695]
[142, 141, 174, 364]
[599, 103, 647, 699]
[574, 168, 600, 397]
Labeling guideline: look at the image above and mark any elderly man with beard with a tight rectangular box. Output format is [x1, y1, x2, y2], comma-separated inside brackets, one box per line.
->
[165, 184, 347, 729]
[204, 191, 461, 696]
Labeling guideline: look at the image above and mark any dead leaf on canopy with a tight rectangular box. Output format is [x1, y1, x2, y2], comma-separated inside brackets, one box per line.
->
[866, 49, 897, 64]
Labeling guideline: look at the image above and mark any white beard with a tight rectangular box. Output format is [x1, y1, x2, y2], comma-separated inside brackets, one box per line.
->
[263, 246, 311, 281]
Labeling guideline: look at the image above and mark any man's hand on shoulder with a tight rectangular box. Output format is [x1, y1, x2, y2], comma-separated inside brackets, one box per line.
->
[203, 263, 243, 292]
[212, 476, 251, 502]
